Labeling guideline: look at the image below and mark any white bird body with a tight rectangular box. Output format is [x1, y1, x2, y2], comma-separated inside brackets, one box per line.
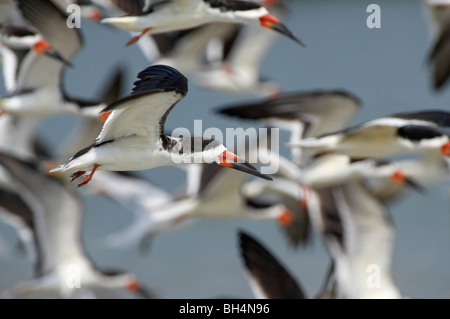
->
[305, 182, 402, 299]
[329, 183, 402, 299]
[195, 0, 287, 96]
[0, 0, 107, 118]
[0, 153, 149, 299]
[217, 90, 362, 166]
[367, 154, 450, 202]
[298, 154, 376, 189]
[0, 28, 41, 93]
[0, 86, 82, 116]
[102, 1, 268, 33]
[288, 115, 450, 159]
[104, 162, 290, 250]
[187, 165, 285, 220]
[101, 0, 305, 47]
[62, 135, 228, 172]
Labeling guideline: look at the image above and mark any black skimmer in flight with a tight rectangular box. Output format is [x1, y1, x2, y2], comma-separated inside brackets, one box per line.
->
[0, 24, 74, 161]
[238, 230, 307, 299]
[0, 24, 73, 93]
[92, 133, 296, 249]
[297, 153, 425, 192]
[195, 0, 290, 97]
[0, 0, 107, 118]
[99, 161, 294, 251]
[295, 153, 427, 210]
[308, 182, 403, 298]
[100, 0, 306, 47]
[84, 170, 175, 249]
[240, 174, 312, 248]
[0, 153, 153, 299]
[285, 110, 450, 160]
[365, 154, 450, 203]
[217, 89, 362, 166]
[238, 229, 339, 299]
[240, 152, 429, 248]
[50, 64, 272, 187]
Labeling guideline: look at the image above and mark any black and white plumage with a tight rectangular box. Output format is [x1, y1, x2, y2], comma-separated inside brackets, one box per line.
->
[285, 110, 450, 159]
[86, 170, 177, 249]
[307, 182, 403, 299]
[101, 161, 294, 251]
[194, 0, 290, 97]
[297, 153, 425, 192]
[0, 153, 152, 299]
[238, 230, 307, 299]
[100, 0, 306, 47]
[217, 89, 362, 166]
[0, 23, 73, 94]
[366, 154, 450, 203]
[0, 0, 107, 117]
[240, 175, 312, 248]
[50, 64, 272, 187]
[95, 126, 301, 250]
[0, 22, 74, 161]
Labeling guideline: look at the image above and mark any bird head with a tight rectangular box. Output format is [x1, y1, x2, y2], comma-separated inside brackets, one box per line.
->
[33, 39, 73, 67]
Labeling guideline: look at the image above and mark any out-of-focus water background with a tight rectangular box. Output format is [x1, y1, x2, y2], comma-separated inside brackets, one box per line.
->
[0, 0, 449, 298]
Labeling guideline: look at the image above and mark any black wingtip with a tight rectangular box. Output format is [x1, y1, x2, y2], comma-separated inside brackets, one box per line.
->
[131, 64, 188, 96]
[238, 229, 259, 265]
[238, 229, 255, 248]
[237, 229, 307, 299]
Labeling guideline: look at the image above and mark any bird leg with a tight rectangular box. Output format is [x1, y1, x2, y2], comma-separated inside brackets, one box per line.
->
[70, 170, 86, 182]
[126, 28, 152, 46]
[76, 164, 100, 187]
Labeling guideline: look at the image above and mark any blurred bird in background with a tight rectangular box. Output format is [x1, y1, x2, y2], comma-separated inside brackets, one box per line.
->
[0, 0, 448, 300]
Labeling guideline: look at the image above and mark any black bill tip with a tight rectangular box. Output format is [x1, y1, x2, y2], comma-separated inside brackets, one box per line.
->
[271, 23, 307, 48]
[45, 49, 74, 68]
[404, 177, 427, 195]
[220, 161, 273, 181]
